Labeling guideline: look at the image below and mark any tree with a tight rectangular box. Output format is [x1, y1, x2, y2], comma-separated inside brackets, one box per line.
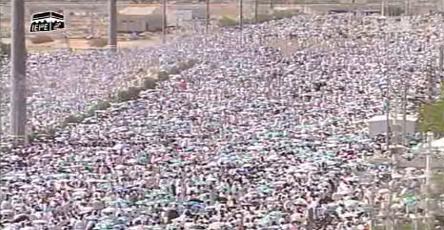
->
[419, 85, 444, 137]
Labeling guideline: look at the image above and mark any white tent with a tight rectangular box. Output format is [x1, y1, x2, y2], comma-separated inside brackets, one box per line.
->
[367, 114, 417, 137]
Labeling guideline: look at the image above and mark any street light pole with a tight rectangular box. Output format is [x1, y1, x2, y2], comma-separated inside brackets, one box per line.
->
[239, 0, 243, 47]
[162, 0, 167, 44]
[254, 0, 258, 24]
[404, 0, 409, 16]
[206, 0, 210, 33]
[381, 0, 385, 16]
[108, 0, 117, 50]
[425, 132, 433, 230]
[439, 45, 444, 80]
[0, 5, 2, 143]
[10, 0, 27, 143]
[402, 82, 408, 146]
[386, 77, 391, 152]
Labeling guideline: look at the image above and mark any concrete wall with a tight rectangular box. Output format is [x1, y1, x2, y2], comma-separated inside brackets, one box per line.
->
[368, 118, 416, 138]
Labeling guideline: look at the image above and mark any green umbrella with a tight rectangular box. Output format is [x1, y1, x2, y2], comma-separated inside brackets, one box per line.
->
[258, 185, 273, 194]
[156, 199, 171, 205]
[404, 196, 417, 206]
[135, 200, 148, 206]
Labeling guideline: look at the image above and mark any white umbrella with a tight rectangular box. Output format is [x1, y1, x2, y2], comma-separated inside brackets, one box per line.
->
[391, 203, 404, 209]
[126, 159, 138, 164]
[343, 200, 360, 207]
[21, 227, 37, 230]
[101, 207, 115, 215]
[294, 198, 307, 205]
[32, 220, 47, 225]
[341, 212, 357, 218]
[207, 162, 218, 167]
[266, 155, 279, 161]
[113, 143, 124, 151]
[208, 222, 224, 230]
[247, 145, 264, 150]
[115, 165, 126, 170]
[80, 206, 94, 214]
[1, 209, 14, 215]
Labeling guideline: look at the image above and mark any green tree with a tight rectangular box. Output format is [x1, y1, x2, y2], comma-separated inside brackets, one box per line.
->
[419, 99, 444, 136]
[218, 16, 238, 27]
[116, 87, 142, 102]
[142, 78, 157, 90]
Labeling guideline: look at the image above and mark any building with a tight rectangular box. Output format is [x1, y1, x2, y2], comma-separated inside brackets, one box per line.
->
[118, 6, 163, 33]
[175, 5, 206, 20]
[367, 114, 417, 138]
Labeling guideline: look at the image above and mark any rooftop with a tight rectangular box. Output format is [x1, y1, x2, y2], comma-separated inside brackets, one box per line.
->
[119, 6, 159, 16]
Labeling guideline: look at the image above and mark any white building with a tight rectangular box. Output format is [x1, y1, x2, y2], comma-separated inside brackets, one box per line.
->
[118, 6, 163, 33]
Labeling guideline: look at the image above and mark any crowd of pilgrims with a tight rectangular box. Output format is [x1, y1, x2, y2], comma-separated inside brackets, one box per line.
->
[0, 12, 442, 229]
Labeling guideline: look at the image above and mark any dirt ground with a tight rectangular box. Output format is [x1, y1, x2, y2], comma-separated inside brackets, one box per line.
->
[0, 2, 287, 53]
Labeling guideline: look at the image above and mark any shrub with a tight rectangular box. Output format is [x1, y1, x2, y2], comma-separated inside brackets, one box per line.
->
[136, 68, 145, 74]
[157, 71, 170, 81]
[63, 115, 84, 125]
[166, 59, 198, 76]
[93, 100, 112, 111]
[431, 173, 444, 197]
[178, 59, 198, 71]
[257, 14, 274, 23]
[177, 62, 187, 71]
[116, 87, 142, 102]
[218, 16, 238, 27]
[85, 100, 112, 117]
[169, 65, 180, 75]
[88, 38, 108, 48]
[272, 10, 296, 20]
[245, 14, 274, 24]
[26, 132, 37, 143]
[33, 128, 57, 140]
[0, 43, 10, 56]
[142, 78, 157, 90]
[30, 35, 54, 44]
[46, 128, 57, 137]
[386, 6, 404, 16]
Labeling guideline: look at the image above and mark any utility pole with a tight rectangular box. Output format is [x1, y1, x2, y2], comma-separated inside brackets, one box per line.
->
[386, 76, 391, 152]
[90, 9, 95, 38]
[402, 82, 408, 146]
[239, 0, 243, 47]
[302, 0, 306, 14]
[10, 0, 27, 143]
[369, 177, 376, 230]
[206, 0, 210, 33]
[439, 45, 444, 82]
[0, 5, 3, 143]
[0, 69, 2, 143]
[413, 205, 419, 230]
[254, 0, 258, 23]
[425, 132, 433, 230]
[383, 29, 393, 229]
[404, 0, 409, 16]
[162, 0, 167, 44]
[270, 0, 274, 10]
[108, 0, 117, 50]
[381, 0, 386, 16]
[427, 63, 434, 102]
